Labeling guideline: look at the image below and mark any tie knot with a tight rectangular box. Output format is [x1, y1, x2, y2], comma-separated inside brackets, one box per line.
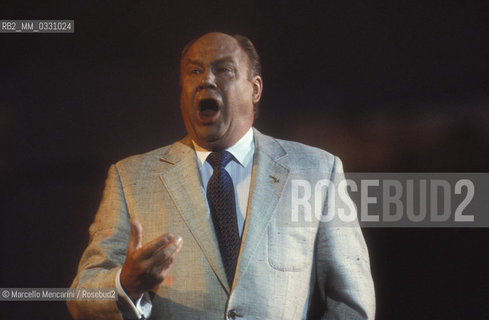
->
[207, 151, 233, 169]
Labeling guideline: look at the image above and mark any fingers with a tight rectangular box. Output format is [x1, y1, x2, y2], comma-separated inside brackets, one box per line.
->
[153, 238, 183, 276]
[129, 218, 143, 251]
[153, 236, 183, 267]
[128, 218, 183, 268]
[140, 233, 173, 259]
[122, 221, 183, 295]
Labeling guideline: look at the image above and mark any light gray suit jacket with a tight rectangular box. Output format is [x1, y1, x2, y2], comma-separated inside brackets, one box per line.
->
[68, 128, 375, 319]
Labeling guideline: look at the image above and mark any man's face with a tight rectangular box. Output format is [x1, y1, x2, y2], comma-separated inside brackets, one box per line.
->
[180, 33, 262, 150]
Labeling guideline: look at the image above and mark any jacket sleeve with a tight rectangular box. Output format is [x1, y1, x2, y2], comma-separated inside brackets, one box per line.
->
[316, 156, 376, 320]
[67, 164, 139, 320]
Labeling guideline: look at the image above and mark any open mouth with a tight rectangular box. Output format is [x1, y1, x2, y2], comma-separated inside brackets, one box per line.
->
[198, 98, 220, 119]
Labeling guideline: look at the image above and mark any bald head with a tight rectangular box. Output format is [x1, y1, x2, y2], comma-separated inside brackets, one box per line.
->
[181, 32, 261, 80]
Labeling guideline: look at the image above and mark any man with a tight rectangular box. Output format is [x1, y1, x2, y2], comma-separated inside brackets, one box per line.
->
[68, 32, 375, 319]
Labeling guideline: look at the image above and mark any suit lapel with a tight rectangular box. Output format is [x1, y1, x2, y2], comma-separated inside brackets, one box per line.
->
[158, 131, 290, 292]
[158, 137, 230, 293]
[234, 129, 290, 286]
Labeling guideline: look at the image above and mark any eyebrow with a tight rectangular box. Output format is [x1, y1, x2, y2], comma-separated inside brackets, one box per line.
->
[184, 56, 237, 66]
[184, 59, 203, 66]
[212, 56, 237, 65]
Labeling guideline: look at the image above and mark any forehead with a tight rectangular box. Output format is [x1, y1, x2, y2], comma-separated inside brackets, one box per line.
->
[183, 34, 245, 64]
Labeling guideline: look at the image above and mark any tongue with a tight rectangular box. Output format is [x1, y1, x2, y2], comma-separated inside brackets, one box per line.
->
[200, 108, 218, 118]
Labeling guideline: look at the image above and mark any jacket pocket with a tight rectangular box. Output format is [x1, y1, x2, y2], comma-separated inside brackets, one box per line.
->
[267, 223, 315, 272]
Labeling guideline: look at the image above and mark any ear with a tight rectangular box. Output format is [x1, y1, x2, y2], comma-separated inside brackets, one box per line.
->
[251, 75, 263, 104]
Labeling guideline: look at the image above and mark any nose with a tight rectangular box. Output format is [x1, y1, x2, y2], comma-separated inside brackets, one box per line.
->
[198, 69, 217, 90]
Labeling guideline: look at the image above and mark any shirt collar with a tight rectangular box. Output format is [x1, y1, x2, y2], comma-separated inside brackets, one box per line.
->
[192, 127, 255, 168]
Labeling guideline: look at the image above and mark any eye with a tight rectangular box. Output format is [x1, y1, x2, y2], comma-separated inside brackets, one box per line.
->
[191, 69, 202, 74]
[216, 66, 235, 76]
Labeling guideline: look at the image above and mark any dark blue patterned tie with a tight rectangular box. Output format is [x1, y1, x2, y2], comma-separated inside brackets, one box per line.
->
[206, 151, 241, 286]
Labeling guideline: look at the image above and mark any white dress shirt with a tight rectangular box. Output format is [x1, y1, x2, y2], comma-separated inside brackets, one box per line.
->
[116, 127, 255, 319]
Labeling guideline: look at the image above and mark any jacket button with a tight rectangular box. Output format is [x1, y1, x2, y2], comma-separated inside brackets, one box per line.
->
[227, 309, 238, 319]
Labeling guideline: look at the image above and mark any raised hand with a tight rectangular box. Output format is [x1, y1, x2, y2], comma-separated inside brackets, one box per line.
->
[120, 218, 183, 301]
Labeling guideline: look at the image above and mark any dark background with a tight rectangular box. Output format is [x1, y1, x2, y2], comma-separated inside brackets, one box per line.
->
[1, 1, 488, 319]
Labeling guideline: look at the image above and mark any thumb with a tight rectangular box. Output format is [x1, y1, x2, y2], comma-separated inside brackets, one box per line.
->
[128, 218, 143, 251]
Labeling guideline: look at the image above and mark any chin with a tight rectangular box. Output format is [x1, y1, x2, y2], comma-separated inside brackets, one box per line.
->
[197, 123, 225, 138]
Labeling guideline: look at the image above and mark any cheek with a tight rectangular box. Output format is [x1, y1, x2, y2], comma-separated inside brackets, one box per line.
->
[180, 94, 193, 121]
[182, 79, 199, 96]
[232, 87, 254, 113]
[180, 87, 196, 110]
[226, 81, 253, 101]
[182, 86, 193, 99]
